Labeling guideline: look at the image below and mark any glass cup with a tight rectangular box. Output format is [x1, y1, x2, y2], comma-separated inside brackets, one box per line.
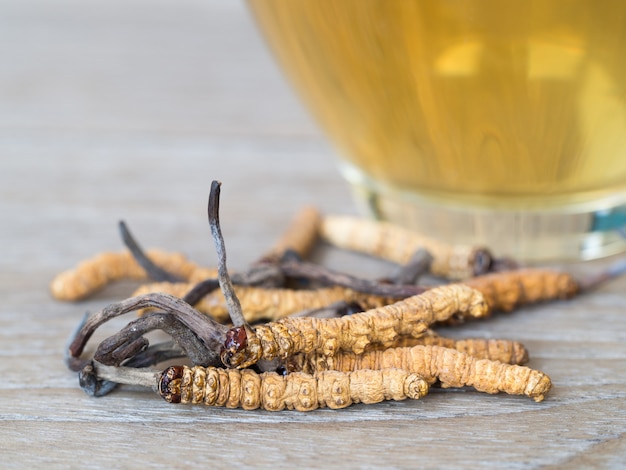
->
[248, 0, 626, 261]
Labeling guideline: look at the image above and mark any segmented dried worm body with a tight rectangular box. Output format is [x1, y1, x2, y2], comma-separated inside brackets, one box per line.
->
[132, 283, 391, 323]
[50, 249, 217, 301]
[297, 345, 551, 402]
[320, 215, 491, 280]
[158, 365, 429, 411]
[387, 331, 529, 365]
[222, 284, 489, 368]
[464, 269, 579, 312]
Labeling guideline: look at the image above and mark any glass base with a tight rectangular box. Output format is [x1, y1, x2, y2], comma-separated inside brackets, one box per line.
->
[342, 169, 626, 263]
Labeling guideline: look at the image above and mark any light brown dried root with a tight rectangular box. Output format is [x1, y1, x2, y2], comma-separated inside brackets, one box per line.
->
[298, 345, 551, 402]
[385, 331, 529, 365]
[320, 215, 491, 280]
[158, 365, 429, 411]
[221, 284, 489, 368]
[132, 283, 391, 323]
[464, 268, 579, 312]
[50, 249, 217, 301]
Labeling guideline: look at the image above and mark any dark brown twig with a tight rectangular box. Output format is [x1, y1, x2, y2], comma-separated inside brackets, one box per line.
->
[383, 248, 433, 285]
[94, 312, 217, 367]
[279, 259, 428, 297]
[119, 220, 183, 282]
[79, 361, 157, 397]
[79, 362, 122, 397]
[208, 181, 247, 328]
[181, 278, 221, 306]
[67, 292, 228, 367]
[123, 341, 185, 368]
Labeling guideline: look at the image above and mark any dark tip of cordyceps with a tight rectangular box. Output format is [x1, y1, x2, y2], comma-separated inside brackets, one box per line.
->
[473, 248, 494, 276]
[158, 365, 184, 403]
[489, 256, 520, 273]
[78, 362, 119, 397]
[224, 326, 248, 352]
[221, 326, 255, 369]
[338, 301, 365, 316]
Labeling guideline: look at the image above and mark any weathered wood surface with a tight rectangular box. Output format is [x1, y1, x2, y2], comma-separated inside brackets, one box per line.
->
[1, 1, 625, 468]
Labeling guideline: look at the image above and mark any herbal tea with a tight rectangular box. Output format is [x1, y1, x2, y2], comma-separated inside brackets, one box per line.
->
[249, 0, 626, 211]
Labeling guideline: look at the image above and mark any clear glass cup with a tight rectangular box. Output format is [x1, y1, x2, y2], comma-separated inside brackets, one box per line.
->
[248, 0, 626, 261]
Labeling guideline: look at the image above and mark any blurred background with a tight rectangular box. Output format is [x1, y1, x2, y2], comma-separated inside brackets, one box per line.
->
[0, 0, 355, 276]
[1, 0, 312, 136]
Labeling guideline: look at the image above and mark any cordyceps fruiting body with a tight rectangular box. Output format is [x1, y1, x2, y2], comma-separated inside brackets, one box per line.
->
[384, 332, 529, 365]
[221, 284, 489, 369]
[464, 268, 579, 312]
[320, 215, 492, 280]
[158, 365, 429, 411]
[296, 345, 551, 402]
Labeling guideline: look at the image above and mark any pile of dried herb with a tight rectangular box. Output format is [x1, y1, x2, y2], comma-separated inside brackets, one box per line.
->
[55, 181, 624, 411]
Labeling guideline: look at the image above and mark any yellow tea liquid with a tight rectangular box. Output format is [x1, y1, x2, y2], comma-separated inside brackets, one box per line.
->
[249, 0, 626, 259]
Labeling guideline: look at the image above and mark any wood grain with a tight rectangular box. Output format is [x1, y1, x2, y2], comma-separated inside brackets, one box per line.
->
[1, 1, 625, 468]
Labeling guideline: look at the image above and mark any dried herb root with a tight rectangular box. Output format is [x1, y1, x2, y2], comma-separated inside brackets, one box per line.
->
[385, 332, 529, 365]
[158, 365, 429, 411]
[221, 284, 489, 368]
[320, 215, 492, 280]
[50, 249, 217, 301]
[301, 345, 551, 402]
[464, 268, 579, 312]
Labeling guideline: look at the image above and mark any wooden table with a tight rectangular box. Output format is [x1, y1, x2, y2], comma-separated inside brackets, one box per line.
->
[1, 1, 625, 467]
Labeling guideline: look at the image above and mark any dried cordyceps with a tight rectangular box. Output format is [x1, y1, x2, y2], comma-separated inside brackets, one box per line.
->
[158, 365, 429, 411]
[50, 249, 217, 301]
[64, 179, 610, 410]
[296, 345, 551, 402]
[385, 331, 529, 365]
[464, 268, 579, 312]
[221, 283, 489, 369]
[132, 283, 390, 323]
[320, 215, 493, 280]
